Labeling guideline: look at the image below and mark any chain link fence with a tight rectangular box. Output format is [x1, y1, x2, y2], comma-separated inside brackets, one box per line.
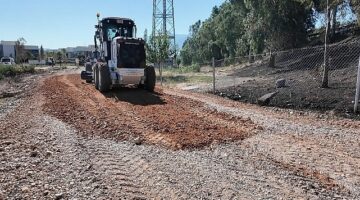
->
[179, 37, 360, 117]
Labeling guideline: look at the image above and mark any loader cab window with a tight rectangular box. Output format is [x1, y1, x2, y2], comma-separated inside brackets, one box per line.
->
[107, 25, 133, 40]
[107, 27, 118, 40]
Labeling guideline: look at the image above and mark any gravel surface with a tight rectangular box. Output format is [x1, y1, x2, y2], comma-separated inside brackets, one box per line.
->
[0, 72, 359, 199]
[40, 75, 260, 150]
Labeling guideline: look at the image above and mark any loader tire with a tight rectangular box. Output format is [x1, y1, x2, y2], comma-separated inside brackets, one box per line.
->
[93, 64, 99, 90]
[144, 66, 156, 92]
[98, 64, 111, 92]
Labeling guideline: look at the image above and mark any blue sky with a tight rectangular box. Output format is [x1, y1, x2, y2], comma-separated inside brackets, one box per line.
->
[0, 0, 224, 49]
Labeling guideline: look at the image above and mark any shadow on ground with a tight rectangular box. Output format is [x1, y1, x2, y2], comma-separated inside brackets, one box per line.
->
[104, 87, 166, 106]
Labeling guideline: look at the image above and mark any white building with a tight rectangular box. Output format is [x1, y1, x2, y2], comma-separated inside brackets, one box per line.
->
[0, 41, 16, 58]
[0, 40, 39, 61]
[24, 45, 40, 60]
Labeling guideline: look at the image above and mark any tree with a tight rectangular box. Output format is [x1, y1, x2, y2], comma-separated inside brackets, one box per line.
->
[180, 0, 315, 66]
[56, 51, 63, 66]
[311, 0, 357, 40]
[180, 3, 238, 65]
[350, 0, 360, 24]
[310, 0, 357, 87]
[146, 33, 170, 85]
[322, 0, 331, 88]
[40, 45, 45, 61]
[241, 0, 314, 52]
[15, 38, 27, 64]
[143, 29, 148, 43]
[61, 48, 67, 63]
[46, 51, 55, 59]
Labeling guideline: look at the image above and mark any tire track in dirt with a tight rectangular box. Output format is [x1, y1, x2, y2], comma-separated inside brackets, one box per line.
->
[166, 88, 360, 197]
[0, 77, 172, 199]
[88, 145, 148, 199]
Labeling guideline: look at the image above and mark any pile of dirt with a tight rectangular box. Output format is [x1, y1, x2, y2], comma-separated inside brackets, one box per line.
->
[217, 65, 357, 117]
[41, 74, 260, 150]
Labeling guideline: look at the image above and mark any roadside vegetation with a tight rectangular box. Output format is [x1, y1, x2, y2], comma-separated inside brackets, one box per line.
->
[156, 74, 212, 85]
[0, 65, 36, 80]
[165, 64, 201, 73]
[155, 64, 211, 85]
[180, 0, 360, 65]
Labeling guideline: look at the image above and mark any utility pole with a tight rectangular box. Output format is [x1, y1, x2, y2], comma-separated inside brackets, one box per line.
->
[152, 0, 176, 58]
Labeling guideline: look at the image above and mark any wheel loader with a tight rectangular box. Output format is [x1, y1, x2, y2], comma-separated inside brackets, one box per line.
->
[81, 13, 156, 92]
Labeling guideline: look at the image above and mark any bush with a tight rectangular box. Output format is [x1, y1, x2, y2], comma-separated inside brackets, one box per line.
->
[0, 65, 36, 77]
[187, 63, 201, 73]
[171, 64, 201, 73]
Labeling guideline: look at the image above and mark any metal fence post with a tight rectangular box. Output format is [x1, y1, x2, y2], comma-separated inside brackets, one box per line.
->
[354, 56, 360, 113]
[212, 57, 215, 94]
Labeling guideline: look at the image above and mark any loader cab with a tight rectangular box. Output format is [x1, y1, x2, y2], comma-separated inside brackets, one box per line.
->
[96, 17, 137, 62]
[101, 18, 136, 41]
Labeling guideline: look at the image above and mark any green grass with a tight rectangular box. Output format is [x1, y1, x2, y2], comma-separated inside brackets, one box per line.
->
[157, 75, 212, 85]
[154, 64, 213, 85]
[0, 65, 36, 80]
[164, 64, 201, 74]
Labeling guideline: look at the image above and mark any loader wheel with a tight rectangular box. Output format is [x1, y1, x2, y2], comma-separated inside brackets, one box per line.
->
[98, 64, 111, 92]
[144, 66, 156, 92]
[93, 64, 99, 90]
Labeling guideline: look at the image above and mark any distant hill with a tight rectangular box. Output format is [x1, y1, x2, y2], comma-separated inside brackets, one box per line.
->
[175, 34, 188, 49]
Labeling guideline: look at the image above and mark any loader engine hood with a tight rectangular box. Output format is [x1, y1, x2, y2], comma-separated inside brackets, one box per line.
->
[117, 39, 146, 69]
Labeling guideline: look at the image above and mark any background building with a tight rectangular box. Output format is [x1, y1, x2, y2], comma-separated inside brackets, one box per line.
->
[0, 41, 16, 58]
[65, 45, 95, 59]
[24, 45, 39, 60]
[0, 40, 39, 61]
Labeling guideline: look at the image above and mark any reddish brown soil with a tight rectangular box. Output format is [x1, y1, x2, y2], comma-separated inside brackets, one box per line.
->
[41, 74, 259, 150]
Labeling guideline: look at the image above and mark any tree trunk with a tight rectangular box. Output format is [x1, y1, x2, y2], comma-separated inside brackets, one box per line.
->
[268, 53, 276, 68]
[158, 62, 163, 86]
[248, 48, 254, 63]
[330, 6, 338, 41]
[322, 3, 331, 88]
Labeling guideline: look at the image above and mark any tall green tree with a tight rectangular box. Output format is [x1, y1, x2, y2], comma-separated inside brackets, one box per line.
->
[61, 48, 67, 63]
[311, 0, 354, 88]
[56, 51, 63, 66]
[312, 0, 348, 40]
[181, 0, 315, 65]
[39, 45, 44, 61]
[180, 0, 358, 67]
[146, 33, 170, 85]
[143, 29, 148, 43]
[240, 0, 314, 52]
[350, 0, 360, 24]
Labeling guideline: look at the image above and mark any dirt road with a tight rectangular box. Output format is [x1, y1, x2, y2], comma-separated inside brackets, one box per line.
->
[1, 72, 360, 199]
